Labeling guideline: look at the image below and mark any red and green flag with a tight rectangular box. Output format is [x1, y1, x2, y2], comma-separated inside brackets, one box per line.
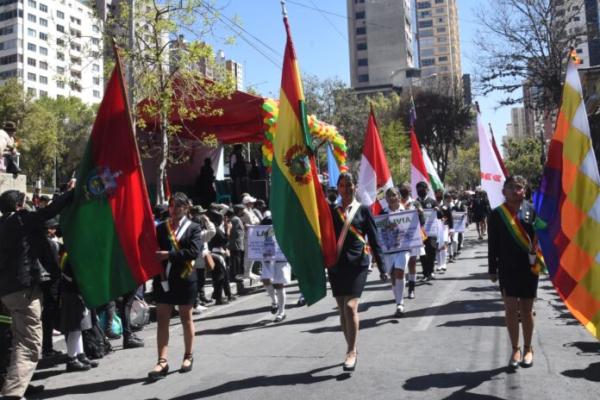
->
[60, 51, 162, 308]
[270, 16, 337, 305]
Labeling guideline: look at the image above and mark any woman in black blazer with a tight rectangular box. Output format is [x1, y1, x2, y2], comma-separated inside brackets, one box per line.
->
[329, 172, 385, 372]
[148, 192, 202, 380]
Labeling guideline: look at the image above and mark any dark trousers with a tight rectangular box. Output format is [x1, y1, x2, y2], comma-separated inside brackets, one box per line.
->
[457, 232, 464, 252]
[40, 279, 60, 353]
[117, 291, 136, 339]
[196, 269, 208, 302]
[229, 250, 244, 281]
[212, 257, 231, 302]
[420, 237, 437, 277]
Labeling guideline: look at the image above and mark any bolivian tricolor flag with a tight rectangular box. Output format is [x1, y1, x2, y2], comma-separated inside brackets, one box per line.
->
[270, 16, 336, 305]
[60, 49, 162, 308]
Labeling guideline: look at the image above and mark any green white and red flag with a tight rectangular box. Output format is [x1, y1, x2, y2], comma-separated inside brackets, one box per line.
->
[60, 50, 162, 308]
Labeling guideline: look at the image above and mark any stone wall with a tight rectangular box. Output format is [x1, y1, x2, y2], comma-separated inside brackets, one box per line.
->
[0, 173, 26, 194]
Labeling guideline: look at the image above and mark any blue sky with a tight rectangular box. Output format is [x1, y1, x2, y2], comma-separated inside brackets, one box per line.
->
[210, 0, 511, 141]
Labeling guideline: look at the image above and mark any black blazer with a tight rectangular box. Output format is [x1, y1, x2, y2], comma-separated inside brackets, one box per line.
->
[156, 218, 202, 283]
[331, 203, 384, 269]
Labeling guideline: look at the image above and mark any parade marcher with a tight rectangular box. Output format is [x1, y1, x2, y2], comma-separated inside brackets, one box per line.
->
[195, 158, 216, 208]
[190, 205, 216, 312]
[436, 192, 453, 273]
[414, 181, 439, 281]
[226, 204, 246, 294]
[40, 218, 63, 359]
[259, 211, 291, 322]
[488, 176, 539, 370]
[0, 181, 74, 400]
[148, 193, 202, 380]
[208, 208, 233, 305]
[329, 172, 385, 371]
[452, 191, 468, 256]
[471, 187, 491, 240]
[60, 255, 99, 372]
[380, 187, 411, 317]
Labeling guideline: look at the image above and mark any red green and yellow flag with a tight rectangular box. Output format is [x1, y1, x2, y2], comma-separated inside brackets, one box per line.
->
[270, 16, 337, 305]
[60, 51, 162, 308]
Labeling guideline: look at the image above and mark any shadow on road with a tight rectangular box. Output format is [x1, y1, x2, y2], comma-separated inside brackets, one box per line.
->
[561, 361, 600, 382]
[167, 364, 345, 399]
[437, 272, 491, 281]
[462, 285, 497, 293]
[401, 298, 504, 319]
[437, 316, 504, 328]
[563, 341, 600, 355]
[403, 367, 507, 400]
[37, 378, 147, 398]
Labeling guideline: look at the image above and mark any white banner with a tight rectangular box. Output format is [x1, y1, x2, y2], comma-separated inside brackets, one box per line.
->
[245, 225, 287, 262]
[422, 209, 439, 237]
[452, 211, 467, 233]
[374, 209, 423, 253]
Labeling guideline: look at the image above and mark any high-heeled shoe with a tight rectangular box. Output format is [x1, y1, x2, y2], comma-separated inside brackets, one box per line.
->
[343, 351, 357, 371]
[180, 353, 194, 373]
[508, 347, 521, 369]
[147, 358, 169, 380]
[521, 346, 533, 368]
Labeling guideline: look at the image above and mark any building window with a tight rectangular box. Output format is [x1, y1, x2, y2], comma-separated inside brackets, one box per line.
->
[27, 57, 36, 66]
[420, 29, 433, 37]
[92, 63, 99, 72]
[70, 42, 81, 52]
[421, 58, 435, 66]
[40, 90, 48, 97]
[39, 3, 47, 12]
[57, 81, 64, 88]
[356, 26, 366, 35]
[0, 53, 20, 65]
[56, 38, 64, 46]
[57, 52, 64, 61]
[28, 0, 36, 7]
[39, 32, 47, 40]
[92, 37, 100, 45]
[27, 87, 36, 96]
[0, 39, 17, 50]
[70, 16, 81, 25]
[355, 0, 364, 3]
[0, 25, 14, 36]
[357, 58, 368, 66]
[27, 28, 36, 37]
[93, 90, 100, 98]
[92, 25, 100, 33]
[56, 24, 64, 33]
[39, 61, 47, 70]
[421, 48, 434, 57]
[435, 0, 444, 3]
[419, 20, 433, 28]
[39, 46, 47, 55]
[27, 13, 36, 22]
[27, 72, 36, 81]
[357, 42, 367, 50]
[437, 27, 446, 33]
[57, 10, 64, 19]
[57, 66, 64, 74]
[419, 11, 431, 17]
[70, 29, 81, 37]
[27, 42, 36, 51]
[417, 1, 431, 9]
[70, 82, 81, 92]
[438, 56, 448, 62]
[358, 74, 369, 82]
[39, 17, 47, 26]
[355, 11, 365, 19]
[93, 76, 100, 85]
[39, 75, 47, 84]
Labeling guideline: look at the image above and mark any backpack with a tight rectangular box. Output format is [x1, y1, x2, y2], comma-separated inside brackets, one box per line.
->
[82, 323, 112, 359]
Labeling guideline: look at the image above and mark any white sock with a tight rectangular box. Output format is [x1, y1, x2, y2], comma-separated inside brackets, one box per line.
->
[393, 278, 405, 305]
[438, 249, 447, 269]
[275, 287, 286, 315]
[265, 284, 276, 305]
[67, 330, 82, 358]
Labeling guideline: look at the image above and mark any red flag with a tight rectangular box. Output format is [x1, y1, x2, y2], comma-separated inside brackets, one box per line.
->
[410, 128, 433, 198]
[357, 107, 393, 214]
[491, 131, 509, 177]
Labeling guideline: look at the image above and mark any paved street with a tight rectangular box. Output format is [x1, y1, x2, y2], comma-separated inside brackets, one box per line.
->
[31, 230, 599, 400]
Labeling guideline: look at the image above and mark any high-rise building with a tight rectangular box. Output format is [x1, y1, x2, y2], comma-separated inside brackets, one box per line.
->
[415, 0, 462, 89]
[216, 50, 243, 91]
[347, 0, 415, 93]
[0, 0, 104, 103]
[509, 107, 531, 138]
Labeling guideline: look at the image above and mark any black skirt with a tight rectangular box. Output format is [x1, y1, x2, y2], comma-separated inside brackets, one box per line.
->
[152, 275, 198, 306]
[328, 264, 369, 298]
[498, 265, 539, 299]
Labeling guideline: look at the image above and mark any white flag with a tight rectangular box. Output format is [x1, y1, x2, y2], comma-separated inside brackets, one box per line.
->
[477, 113, 506, 208]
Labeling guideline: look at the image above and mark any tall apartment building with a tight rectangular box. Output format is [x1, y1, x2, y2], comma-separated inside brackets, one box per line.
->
[508, 107, 532, 138]
[415, 0, 461, 88]
[347, 0, 415, 93]
[216, 49, 243, 91]
[0, 0, 104, 103]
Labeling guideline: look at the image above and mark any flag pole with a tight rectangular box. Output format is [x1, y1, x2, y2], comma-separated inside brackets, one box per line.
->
[280, 0, 287, 17]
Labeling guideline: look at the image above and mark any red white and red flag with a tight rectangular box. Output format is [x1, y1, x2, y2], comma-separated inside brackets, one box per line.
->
[477, 112, 506, 208]
[410, 129, 433, 198]
[357, 107, 394, 214]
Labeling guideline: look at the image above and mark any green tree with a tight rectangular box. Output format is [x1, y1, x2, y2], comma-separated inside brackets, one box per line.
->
[503, 137, 544, 187]
[109, 0, 236, 204]
[19, 103, 58, 184]
[36, 96, 96, 186]
[0, 78, 29, 127]
[445, 143, 480, 189]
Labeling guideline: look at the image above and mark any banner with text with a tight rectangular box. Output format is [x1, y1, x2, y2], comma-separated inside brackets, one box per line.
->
[452, 212, 467, 233]
[422, 209, 439, 237]
[374, 209, 423, 253]
[245, 225, 287, 262]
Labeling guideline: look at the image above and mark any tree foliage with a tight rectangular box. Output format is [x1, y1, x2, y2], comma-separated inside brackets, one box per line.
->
[406, 88, 473, 182]
[503, 136, 544, 187]
[19, 103, 58, 184]
[109, 0, 236, 203]
[445, 143, 480, 189]
[474, 0, 584, 112]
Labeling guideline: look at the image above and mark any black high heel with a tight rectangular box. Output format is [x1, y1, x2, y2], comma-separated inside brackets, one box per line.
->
[521, 346, 534, 368]
[147, 358, 169, 380]
[180, 353, 194, 373]
[343, 351, 357, 371]
[508, 347, 521, 369]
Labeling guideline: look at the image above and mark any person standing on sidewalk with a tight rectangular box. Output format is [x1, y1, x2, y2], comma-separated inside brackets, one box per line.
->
[415, 181, 439, 281]
[0, 182, 74, 400]
[488, 175, 539, 370]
